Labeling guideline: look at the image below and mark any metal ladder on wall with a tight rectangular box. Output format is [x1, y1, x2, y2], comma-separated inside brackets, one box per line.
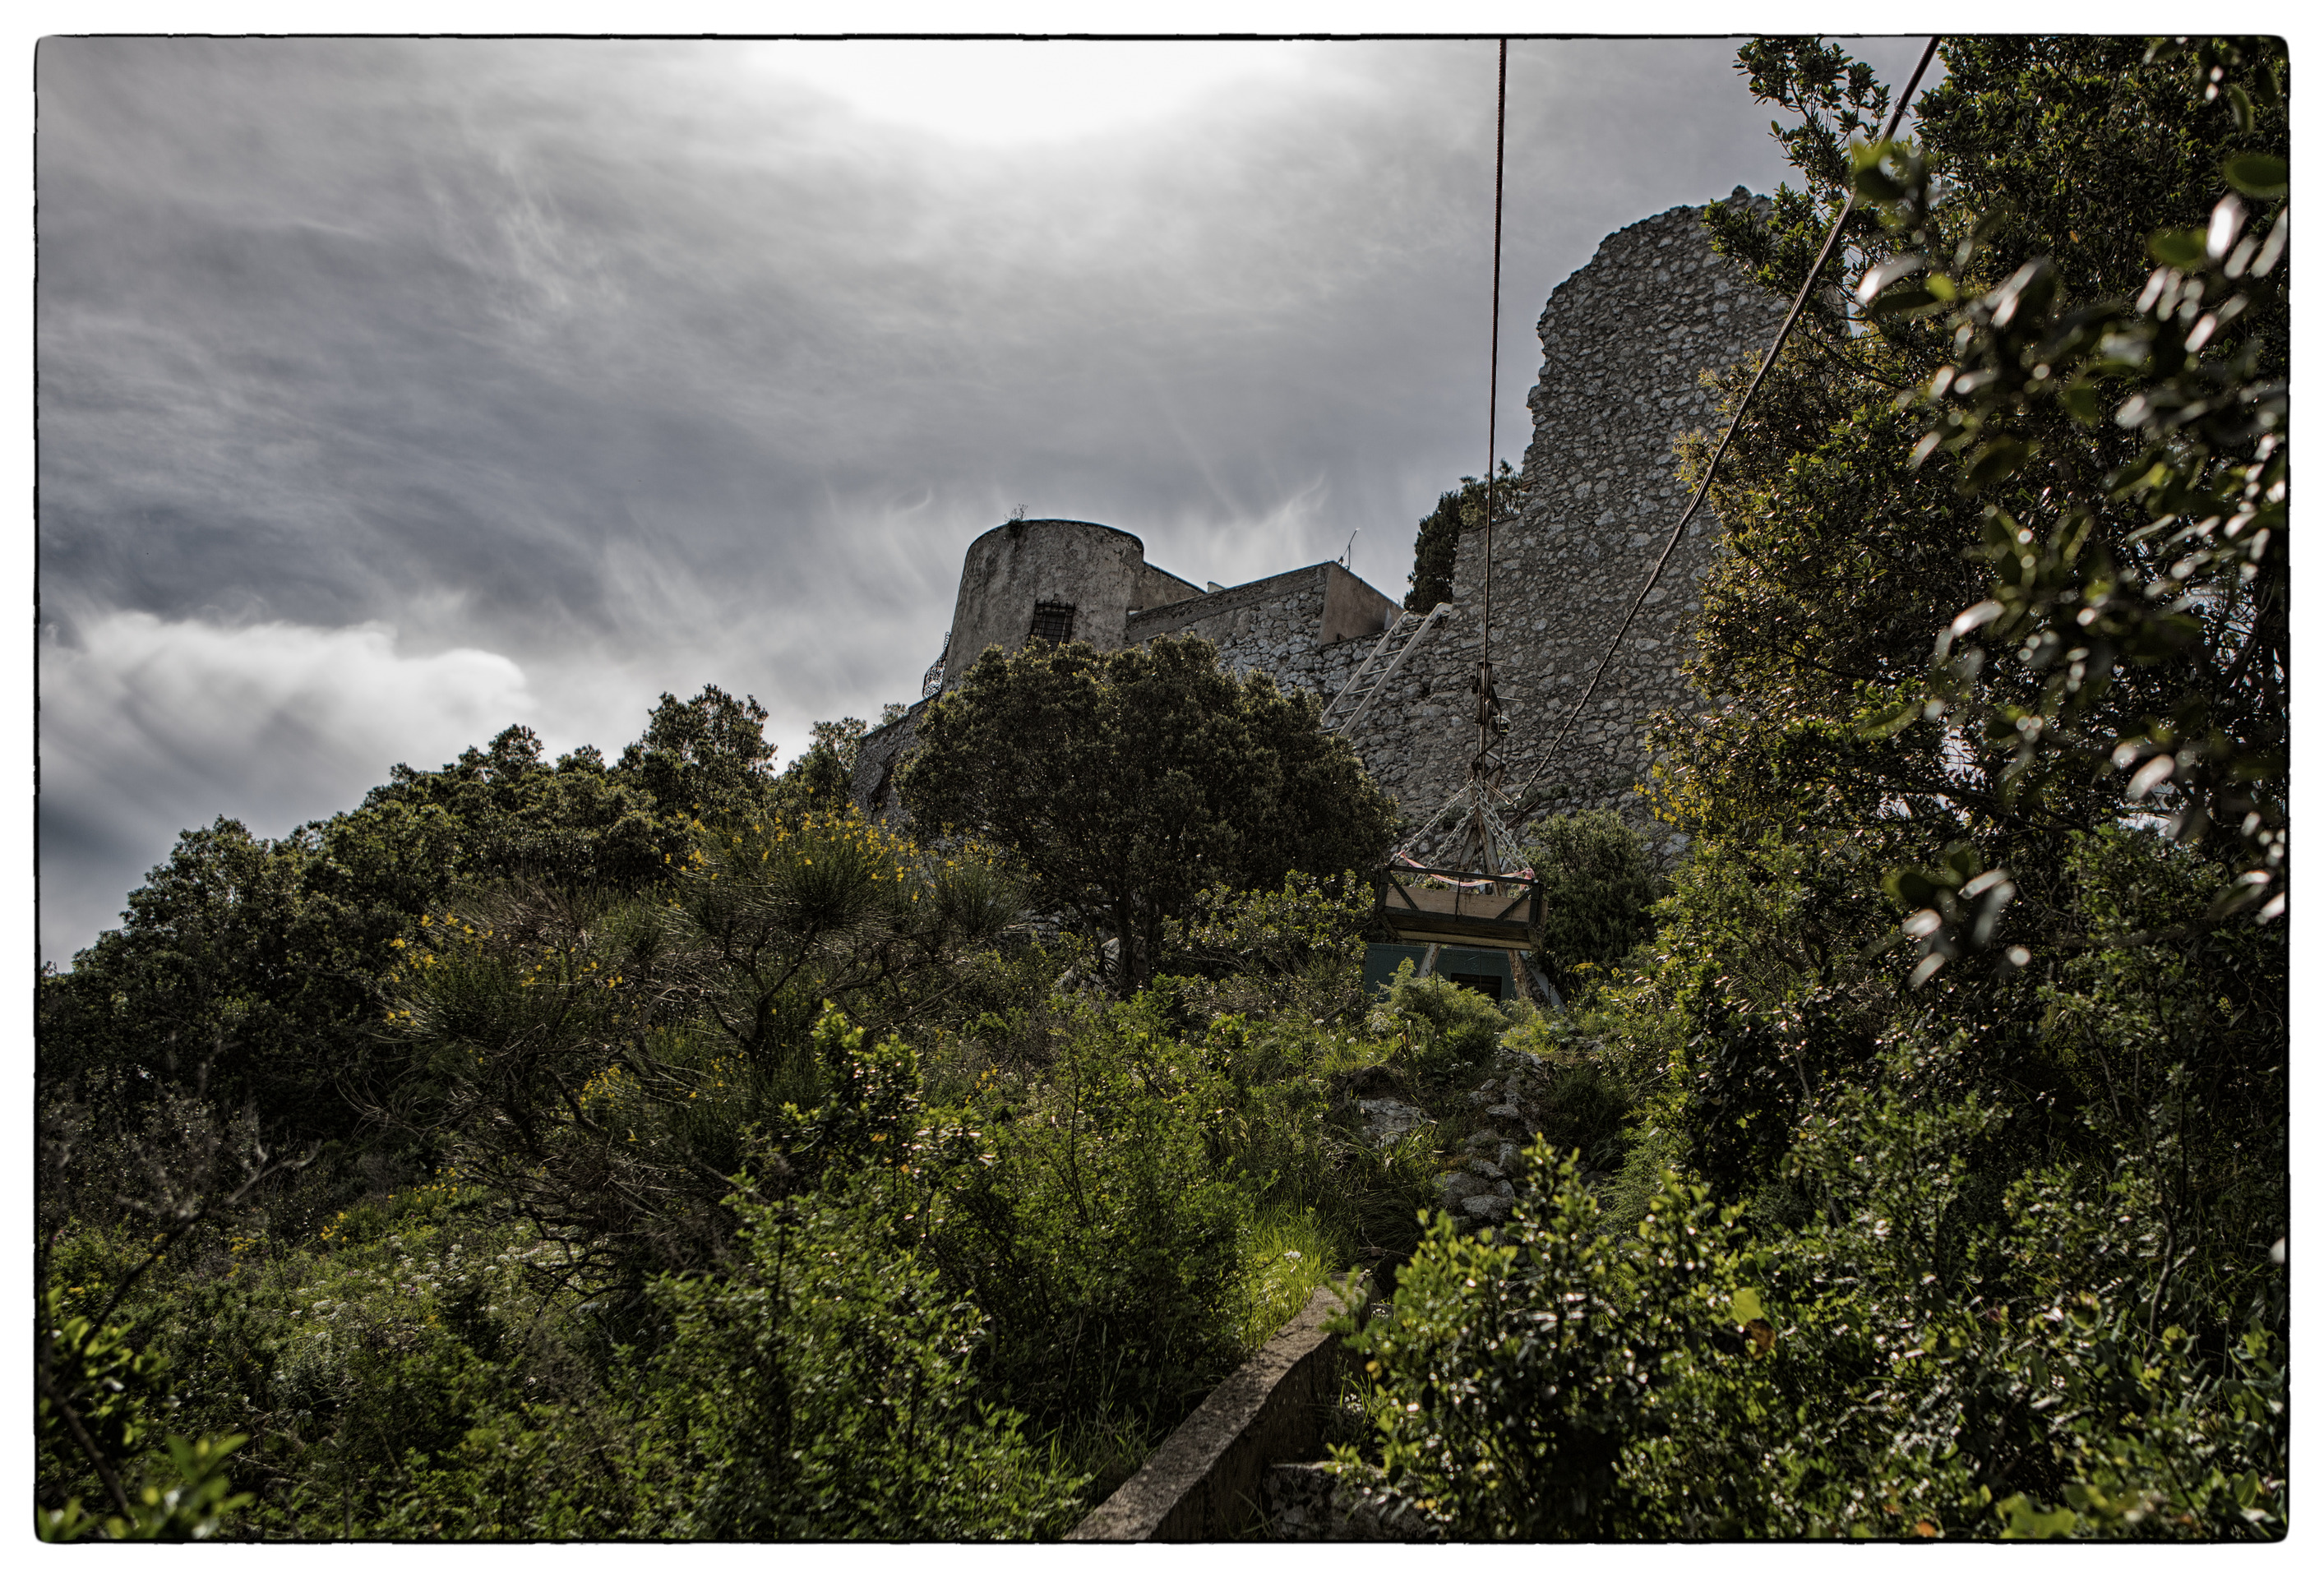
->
[1320, 601, 1451, 736]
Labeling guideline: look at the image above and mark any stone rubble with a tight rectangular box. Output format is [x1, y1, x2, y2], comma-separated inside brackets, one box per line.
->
[1259, 1462, 1438, 1542]
[1432, 1046, 1564, 1233]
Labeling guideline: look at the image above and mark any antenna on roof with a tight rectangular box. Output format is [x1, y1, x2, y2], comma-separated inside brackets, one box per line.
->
[1341, 530, 1359, 570]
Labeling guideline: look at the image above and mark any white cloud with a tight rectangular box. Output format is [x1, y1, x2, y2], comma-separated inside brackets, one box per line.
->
[39, 613, 539, 959]
[737, 39, 1312, 148]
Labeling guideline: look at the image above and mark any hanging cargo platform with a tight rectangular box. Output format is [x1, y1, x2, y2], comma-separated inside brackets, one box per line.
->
[1374, 862, 1541, 948]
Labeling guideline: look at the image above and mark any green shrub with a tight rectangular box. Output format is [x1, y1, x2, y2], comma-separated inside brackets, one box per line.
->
[624, 1179, 1087, 1539]
[1337, 1152, 1748, 1539]
[1533, 1061, 1633, 1175]
[1339, 1069, 2288, 1539]
[35, 1280, 255, 1541]
[1365, 961, 1509, 1077]
[1524, 810, 1664, 993]
[919, 993, 1246, 1427]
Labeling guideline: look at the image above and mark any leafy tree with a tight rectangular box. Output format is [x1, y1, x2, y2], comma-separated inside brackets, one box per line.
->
[1858, 61, 2288, 946]
[899, 634, 1397, 995]
[373, 811, 1023, 1281]
[37, 819, 371, 1143]
[1682, 36, 2287, 909]
[762, 716, 881, 818]
[1404, 460, 1521, 612]
[1522, 809, 1664, 994]
[352, 724, 666, 895]
[613, 684, 780, 824]
[1646, 34, 2289, 1174]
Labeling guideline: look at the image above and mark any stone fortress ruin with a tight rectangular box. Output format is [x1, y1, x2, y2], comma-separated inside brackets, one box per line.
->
[852, 191, 1787, 855]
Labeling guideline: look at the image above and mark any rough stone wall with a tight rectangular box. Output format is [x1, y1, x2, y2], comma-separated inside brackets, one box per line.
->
[856, 195, 1786, 851]
[1134, 558, 1204, 616]
[1344, 191, 1787, 855]
[849, 698, 926, 821]
[1127, 561, 1394, 703]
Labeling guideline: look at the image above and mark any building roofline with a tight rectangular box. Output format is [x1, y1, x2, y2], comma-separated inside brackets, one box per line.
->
[964, 517, 1148, 555]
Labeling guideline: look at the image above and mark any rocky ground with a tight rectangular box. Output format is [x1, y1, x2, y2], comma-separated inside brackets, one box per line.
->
[1333, 1040, 1594, 1234]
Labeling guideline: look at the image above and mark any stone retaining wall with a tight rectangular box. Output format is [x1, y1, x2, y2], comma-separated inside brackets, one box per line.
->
[1065, 1276, 1368, 1543]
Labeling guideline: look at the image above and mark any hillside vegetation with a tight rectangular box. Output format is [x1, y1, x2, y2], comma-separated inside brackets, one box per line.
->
[1334, 35, 2288, 1539]
[36, 35, 2285, 1542]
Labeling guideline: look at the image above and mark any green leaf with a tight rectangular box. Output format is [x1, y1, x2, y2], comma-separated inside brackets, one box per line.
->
[1856, 697, 1921, 741]
[2221, 154, 2288, 200]
[1966, 439, 2035, 490]
[2058, 381, 2101, 425]
[1869, 284, 1940, 320]
[1998, 1493, 2078, 1539]
[2146, 228, 2204, 267]
[1731, 1287, 1765, 1323]
[1883, 868, 1940, 907]
[1852, 164, 1905, 203]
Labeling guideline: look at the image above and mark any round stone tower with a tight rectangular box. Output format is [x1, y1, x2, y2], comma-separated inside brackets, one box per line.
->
[945, 518, 1194, 677]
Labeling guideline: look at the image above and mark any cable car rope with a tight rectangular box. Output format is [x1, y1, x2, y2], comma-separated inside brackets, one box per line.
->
[1482, 37, 1508, 681]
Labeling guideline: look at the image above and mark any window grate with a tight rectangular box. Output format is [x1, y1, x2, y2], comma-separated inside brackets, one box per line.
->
[1029, 602, 1076, 644]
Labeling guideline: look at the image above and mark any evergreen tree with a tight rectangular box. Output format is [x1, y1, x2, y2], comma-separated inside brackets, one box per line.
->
[1404, 461, 1521, 611]
[900, 634, 1397, 995]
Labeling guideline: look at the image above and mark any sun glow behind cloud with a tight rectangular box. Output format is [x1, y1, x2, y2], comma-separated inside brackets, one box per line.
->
[739, 39, 1314, 146]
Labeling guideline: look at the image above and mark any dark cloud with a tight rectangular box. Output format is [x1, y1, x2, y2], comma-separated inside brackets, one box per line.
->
[36, 35, 1934, 959]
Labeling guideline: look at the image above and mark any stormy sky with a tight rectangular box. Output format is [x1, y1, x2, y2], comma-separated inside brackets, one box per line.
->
[35, 33, 1937, 962]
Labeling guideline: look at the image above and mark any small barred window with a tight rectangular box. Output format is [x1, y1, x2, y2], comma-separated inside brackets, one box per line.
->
[1029, 602, 1076, 644]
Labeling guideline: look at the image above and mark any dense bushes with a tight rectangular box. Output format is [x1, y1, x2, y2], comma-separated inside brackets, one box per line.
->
[1522, 810, 1664, 994]
[36, 766, 1461, 1537]
[1342, 1074, 2286, 1539]
[626, 1183, 1089, 1539]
